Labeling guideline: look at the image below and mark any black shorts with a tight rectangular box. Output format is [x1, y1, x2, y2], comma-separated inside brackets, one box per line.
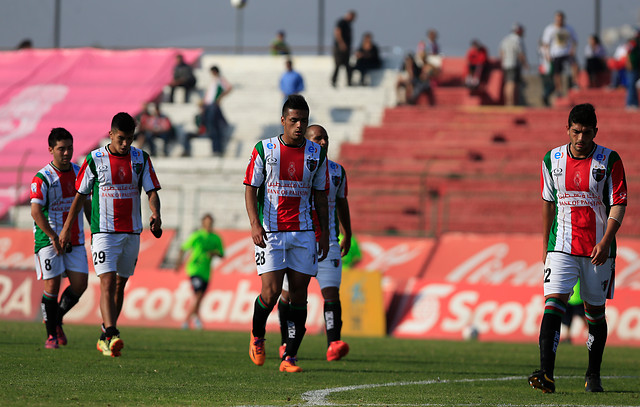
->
[551, 55, 574, 74]
[503, 67, 521, 83]
[190, 276, 209, 293]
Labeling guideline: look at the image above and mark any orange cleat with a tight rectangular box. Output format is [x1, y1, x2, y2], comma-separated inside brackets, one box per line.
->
[250, 335, 266, 366]
[279, 356, 303, 372]
[326, 340, 349, 361]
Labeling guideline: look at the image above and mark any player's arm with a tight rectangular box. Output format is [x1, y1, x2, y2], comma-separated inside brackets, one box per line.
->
[336, 196, 352, 257]
[591, 205, 626, 266]
[314, 188, 330, 262]
[83, 197, 92, 225]
[148, 189, 162, 233]
[31, 203, 63, 255]
[245, 185, 267, 248]
[59, 192, 87, 248]
[542, 200, 555, 263]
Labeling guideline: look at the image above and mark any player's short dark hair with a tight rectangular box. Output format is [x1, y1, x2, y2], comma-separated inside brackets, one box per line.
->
[282, 94, 309, 117]
[210, 66, 219, 74]
[48, 127, 73, 148]
[111, 112, 136, 134]
[568, 103, 597, 129]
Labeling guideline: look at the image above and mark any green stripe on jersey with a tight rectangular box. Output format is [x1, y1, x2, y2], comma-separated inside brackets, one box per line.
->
[85, 154, 102, 235]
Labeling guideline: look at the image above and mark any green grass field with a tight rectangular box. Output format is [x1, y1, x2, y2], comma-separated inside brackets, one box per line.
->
[1, 321, 639, 406]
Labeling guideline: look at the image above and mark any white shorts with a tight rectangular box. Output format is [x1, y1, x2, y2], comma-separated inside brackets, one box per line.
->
[543, 252, 615, 306]
[91, 233, 140, 278]
[34, 244, 89, 280]
[282, 242, 342, 291]
[316, 242, 342, 289]
[255, 231, 317, 276]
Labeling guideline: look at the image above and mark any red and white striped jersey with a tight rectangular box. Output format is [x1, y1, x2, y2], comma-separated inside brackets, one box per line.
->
[76, 145, 161, 234]
[244, 135, 328, 232]
[313, 159, 348, 242]
[541, 143, 627, 257]
[30, 163, 85, 253]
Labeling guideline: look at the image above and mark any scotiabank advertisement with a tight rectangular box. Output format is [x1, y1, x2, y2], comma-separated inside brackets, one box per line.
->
[392, 234, 640, 346]
[1, 229, 639, 346]
[0, 229, 431, 335]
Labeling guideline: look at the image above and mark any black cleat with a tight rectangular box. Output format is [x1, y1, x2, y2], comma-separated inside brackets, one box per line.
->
[528, 369, 555, 393]
[585, 373, 604, 392]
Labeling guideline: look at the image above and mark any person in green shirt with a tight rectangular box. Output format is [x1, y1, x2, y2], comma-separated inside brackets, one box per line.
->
[340, 232, 362, 269]
[175, 214, 224, 329]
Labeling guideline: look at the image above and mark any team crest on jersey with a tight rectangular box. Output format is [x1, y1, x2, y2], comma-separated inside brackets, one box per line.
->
[332, 175, 341, 187]
[117, 166, 127, 181]
[266, 156, 278, 165]
[288, 162, 296, 178]
[133, 163, 143, 175]
[592, 166, 606, 182]
[573, 172, 582, 189]
[306, 158, 318, 172]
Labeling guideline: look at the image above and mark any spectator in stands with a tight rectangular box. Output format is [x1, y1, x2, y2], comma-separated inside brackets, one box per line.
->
[584, 35, 607, 88]
[168, 54, 197, 103]
[331, 10, 356, 88]
[464, 39, 488, 90]
[179, 102, 207, 157]
[500, 23, 528, 106]
[203, 66, 232, 156]
[270, 30, 291, 55]
[280, 59, 305, 100]
[608, 42, 629, 89]
[541, 11, 580, 97]
[353, 32, 382, 86]
[16, 38, 33, 49]
[396, 53, 435, 106]
[138, 102, 175, 157]
[417, 29, 440, 59]
[625, 29, 640, 109]
[538, 38, 555, 107]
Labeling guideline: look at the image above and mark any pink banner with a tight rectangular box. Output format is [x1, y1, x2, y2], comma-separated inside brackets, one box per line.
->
[0, 48, 201, 218]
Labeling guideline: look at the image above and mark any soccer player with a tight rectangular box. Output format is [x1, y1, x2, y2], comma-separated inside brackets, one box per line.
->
[59, 112, 162, 357]
[30, 128, 91, 349]
[277, 125, 353, 362]
[244, 95, 329, 373]
[175, 213, 224, 330]
[529, 103, 627, 393]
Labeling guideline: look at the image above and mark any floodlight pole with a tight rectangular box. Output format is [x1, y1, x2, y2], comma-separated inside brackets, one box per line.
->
[54, 0, 61, 48]
[235, 7, 244, 54]
[318, 0, 324, 55]
[594, 0, 601, 35]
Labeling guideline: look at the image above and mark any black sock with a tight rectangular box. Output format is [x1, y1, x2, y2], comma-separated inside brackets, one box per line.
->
[252, 295, 274, 339]
[105, 326, 119, 338]
[41, 292, 58, 337]
[585, 311, 607, 376]
[57, 286, 80, 325]
[324, 300, 342, 346]
[277, 297, 290, 345]
[539, 298, 566, 378]
[283, 302, 307, 359]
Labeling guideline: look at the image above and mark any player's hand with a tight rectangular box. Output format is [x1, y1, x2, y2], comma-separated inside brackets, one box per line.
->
[51, 235, 63, 255]
[251, 224, 267, 248]
[318, 235, 330, 262]
[58, 229, 70, 254]
[591, 241, 610, 266]
[340, 237, 351, 257]
[150, 215, 162, 238]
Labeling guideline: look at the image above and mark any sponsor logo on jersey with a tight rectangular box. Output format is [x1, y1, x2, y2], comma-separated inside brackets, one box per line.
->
[45, 170, 52, 176]
[552, 168, 563, 176]
[288, 162, 296, 178]
[95, 151, 104, 157]
[306, 158, 318, 172]
[266, 156, 278, 165]
[266, 142, 275, 149]
[31, 183, 38, 193]
[98, 165, 108, 171]
[308, 145, 315, 153]
[132, 150, 140, 157]
[330, 162, 337, 170]
[596, 154, 606, 162]
[592, 166, 606, 182]
[619, 192, 627, 201]
[51, 181, 59, 188]
[133, 163, 143, 175]
[554, 152, 563, 159]
[332, 175, 341, 187]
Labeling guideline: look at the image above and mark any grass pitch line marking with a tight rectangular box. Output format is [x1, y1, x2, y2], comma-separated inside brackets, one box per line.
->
[301, 375, 638, 407]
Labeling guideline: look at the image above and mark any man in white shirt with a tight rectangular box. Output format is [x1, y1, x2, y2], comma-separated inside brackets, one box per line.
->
[541, 11, 579, 97]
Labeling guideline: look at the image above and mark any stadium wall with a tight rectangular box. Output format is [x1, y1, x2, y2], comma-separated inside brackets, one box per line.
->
[1, 229, 639, 346]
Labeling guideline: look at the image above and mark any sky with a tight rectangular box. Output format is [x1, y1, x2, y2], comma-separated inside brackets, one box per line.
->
[2, 0, 640, 66]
